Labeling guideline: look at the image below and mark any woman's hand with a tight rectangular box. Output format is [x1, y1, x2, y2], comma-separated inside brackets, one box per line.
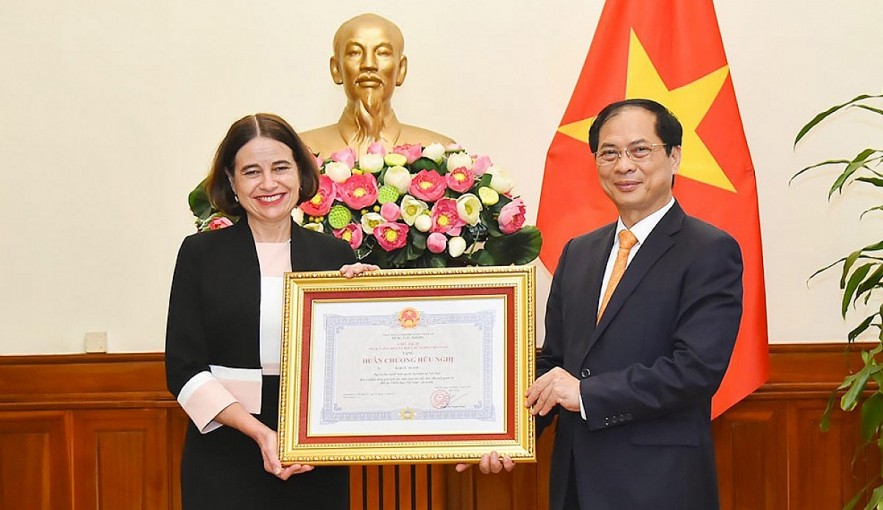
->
[215, 403, 313, 480]
[339, 262, 380, 278]
[255, 426, 314, 480]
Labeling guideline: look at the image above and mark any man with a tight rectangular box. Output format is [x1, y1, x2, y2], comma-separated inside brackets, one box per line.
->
[523, 98, 743, 509]
[299, 13, 454, 158]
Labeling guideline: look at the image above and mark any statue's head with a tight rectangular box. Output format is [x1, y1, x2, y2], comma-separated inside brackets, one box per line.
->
[330, 13, 407, 113]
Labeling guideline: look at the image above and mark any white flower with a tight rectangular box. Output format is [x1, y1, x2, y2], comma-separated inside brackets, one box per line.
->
[360, 212, 385, 234]
[291, 207, 304, 226]
[400, 195, 428, 225]
[422, 143, 446, 163]
[303, 222, 324, 233]
[446, 151, 473, 171]
[384, 165, 413, 194]
[359, 153, 385, 173]
[325, 161, 352, 183]
[486, 166, 515, 194]
[414, 214, 432, 232]
[456, 193, 482, 226]
[448, 236, 467, 258]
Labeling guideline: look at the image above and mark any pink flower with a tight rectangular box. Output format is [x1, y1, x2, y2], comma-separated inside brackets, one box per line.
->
[431, 198, 466, 234]
[207, 216, 233, 230]
[380, 202, 401, 221]
[367, 142, 386, 156]
[393, 143, 423, 164]
[331, 147, 356, 169]
[445, 166, 475, 193]
[472, 155, 493, 175]
[300, 175, 336, 217]
[409, 170, 446, 202]
[427, 232, 447, 254]
[374, 222, 409, 251]
[333, 223, 363, 249]
[498, 198, 526, 234]
[313, 154, 325, 169]
[339, 173, 378, 210]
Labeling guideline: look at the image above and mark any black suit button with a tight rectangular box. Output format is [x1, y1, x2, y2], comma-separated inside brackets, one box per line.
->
[580, 368, 591, 378]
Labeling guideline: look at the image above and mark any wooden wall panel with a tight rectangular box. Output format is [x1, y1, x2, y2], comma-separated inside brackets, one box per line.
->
[71, 409, 170, 510]
[788, 400, 879, 509]
[713, 402, 788, 510]
[0, 411, 71, 510]
[0, 344, 880, 509]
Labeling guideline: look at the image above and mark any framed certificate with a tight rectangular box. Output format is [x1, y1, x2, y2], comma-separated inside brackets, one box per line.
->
[278, 266, 536, 466]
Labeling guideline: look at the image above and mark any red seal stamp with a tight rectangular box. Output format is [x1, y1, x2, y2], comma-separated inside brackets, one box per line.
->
[430, 389, 450, 409]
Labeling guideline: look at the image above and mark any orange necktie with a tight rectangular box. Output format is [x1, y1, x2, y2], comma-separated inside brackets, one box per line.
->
[597, 229, 638, 323]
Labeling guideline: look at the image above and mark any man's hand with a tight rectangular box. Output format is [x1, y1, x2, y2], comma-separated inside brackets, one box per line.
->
[525, 367, 581, 416]
[455, 451, 515, 474]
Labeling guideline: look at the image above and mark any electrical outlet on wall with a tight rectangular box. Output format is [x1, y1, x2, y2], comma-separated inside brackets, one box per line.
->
[84, 332, 108, 353]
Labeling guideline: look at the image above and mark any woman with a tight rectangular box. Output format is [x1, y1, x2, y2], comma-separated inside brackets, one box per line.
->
[165, 113, 372, 508]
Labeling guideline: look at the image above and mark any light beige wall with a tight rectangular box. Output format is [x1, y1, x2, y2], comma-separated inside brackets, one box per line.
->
[1, 0, 880, 354]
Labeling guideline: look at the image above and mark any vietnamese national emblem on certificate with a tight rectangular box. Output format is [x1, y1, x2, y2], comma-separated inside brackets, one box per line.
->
[397, 307, 420, 328]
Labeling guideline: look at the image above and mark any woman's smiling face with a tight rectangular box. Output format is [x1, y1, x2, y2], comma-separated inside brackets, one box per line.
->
[228, 136, 301, 229]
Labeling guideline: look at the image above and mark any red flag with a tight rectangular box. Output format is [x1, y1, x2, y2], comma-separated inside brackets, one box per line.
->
[537, 0, 768, 417]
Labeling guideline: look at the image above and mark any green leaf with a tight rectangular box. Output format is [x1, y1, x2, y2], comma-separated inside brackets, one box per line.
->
[481, 210, 504, 237]
[855, 176, 883, 188]
[484, 226, 543, 265]
[410, 157, 442, 174]
[808, 256, 847, 283]
[469, 249, 497, 266]
[844, 264, 873, 316]
[828, 148, 879, 198]
[851, 103, 883, 118]
[860, 392, 883, 442]
[861, 205, 883, 220]
[842, 247, 868, 288]
[841, 363, 874, 412]
[790, 159, 852, 184]
[861, 484, 883, 510]
[821, 389, 838, 432]
[848, 315, 878, 342]
[188, 178, 214, 220]
[426, 253, 447, 268]
[794, 93, 883, 146]
[406, 230, 427, 261]
[856, 264, 883, 305]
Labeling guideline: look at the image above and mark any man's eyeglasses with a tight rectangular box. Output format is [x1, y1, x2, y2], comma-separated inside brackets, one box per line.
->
[594, 143, 668, 166]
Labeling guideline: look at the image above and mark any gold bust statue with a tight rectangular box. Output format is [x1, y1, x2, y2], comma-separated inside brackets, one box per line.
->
[299, 13, 455, 158]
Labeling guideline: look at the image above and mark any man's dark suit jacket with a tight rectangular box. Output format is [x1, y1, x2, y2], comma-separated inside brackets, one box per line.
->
[537, 202, 743, 510]
[165, 217, 356, 401]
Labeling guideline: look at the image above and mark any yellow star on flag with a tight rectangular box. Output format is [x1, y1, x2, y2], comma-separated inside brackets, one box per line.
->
[558, 30, 735, 192]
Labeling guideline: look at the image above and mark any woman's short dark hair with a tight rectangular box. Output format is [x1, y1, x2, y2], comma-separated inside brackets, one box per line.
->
[205, 113, 320, 216]
[588, 98, 683, 154]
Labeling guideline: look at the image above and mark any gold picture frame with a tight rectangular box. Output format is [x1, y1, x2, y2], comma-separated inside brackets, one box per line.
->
[278, 266, 536, 466]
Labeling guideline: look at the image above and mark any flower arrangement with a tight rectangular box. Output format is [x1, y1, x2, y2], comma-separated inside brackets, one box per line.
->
[189, 142, 542, 269]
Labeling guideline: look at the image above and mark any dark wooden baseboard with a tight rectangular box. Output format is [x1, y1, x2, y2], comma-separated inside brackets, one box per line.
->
[0, 344, 878, 509]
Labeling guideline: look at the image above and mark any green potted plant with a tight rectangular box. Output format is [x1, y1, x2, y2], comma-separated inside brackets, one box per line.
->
[793, 93, 883, 510]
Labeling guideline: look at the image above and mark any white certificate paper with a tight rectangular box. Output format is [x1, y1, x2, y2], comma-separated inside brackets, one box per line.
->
[307, 296, 507, 437]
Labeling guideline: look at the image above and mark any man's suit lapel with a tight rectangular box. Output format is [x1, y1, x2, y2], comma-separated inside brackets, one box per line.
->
[587, 203, 686, 349]
[565, 226, 615, 364]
